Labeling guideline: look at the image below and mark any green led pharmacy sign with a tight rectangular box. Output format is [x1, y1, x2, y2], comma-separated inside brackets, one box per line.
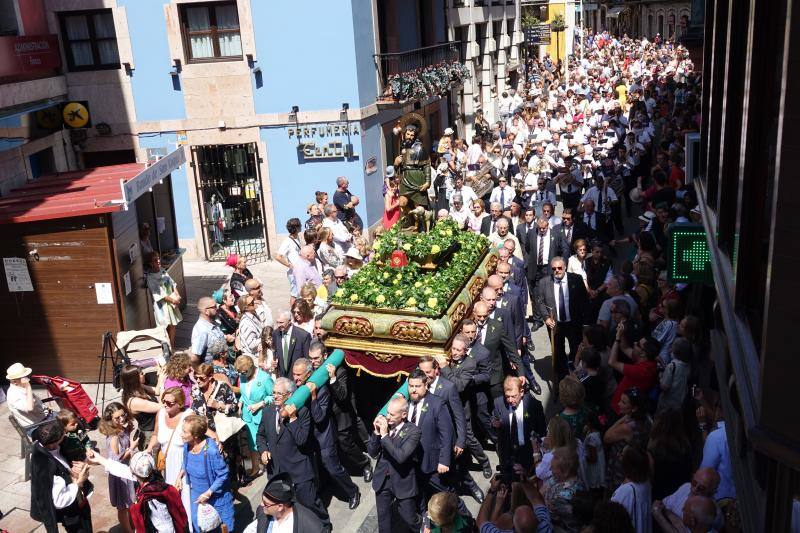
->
[667, 224, 713, 284]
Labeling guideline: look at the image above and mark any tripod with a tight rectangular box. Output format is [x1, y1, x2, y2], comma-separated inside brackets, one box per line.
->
[95, 331, 123, 412]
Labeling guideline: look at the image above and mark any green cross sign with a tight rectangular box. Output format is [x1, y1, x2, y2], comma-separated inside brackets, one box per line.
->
[668, 224, 713, 284]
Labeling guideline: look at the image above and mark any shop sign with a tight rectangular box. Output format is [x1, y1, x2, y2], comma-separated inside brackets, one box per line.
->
[0, 34, 61, 78]
[121, 147, 186, 206]
[524, 25, 551, 45]
[289, 123, 360, 161]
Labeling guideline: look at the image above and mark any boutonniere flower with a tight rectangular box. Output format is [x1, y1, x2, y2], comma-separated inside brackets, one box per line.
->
[399, 430, 407, 439]
[496, 316, 502, 322]
[420, 404, 428, 414]
[524, 411, 530, 419]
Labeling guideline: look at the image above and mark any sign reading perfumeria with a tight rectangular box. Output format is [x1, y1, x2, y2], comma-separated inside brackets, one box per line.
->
[288, 123, 360, 160]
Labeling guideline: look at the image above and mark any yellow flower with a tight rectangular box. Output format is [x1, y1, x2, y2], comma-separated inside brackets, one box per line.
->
[376, 294, 386, 304]
[350, 294, 359, 302]
[383, 272, 390, 279]
[403, 243, 412, 251]
[335, 289, 345, 298]
[414, 281, 422, 288]
[373, 240, 381, 250]
[392, 279, 399, 285]
[424, 287, 433, 295]
[427, 297, 438, 308]
[431, 244, 441, 254]
[406, 297, 417, 307]
[446, 229, 453, 237]
[395, 289, 402, 296]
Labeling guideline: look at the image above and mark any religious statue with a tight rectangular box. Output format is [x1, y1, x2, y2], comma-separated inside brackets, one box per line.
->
[394, 124, 432, 233]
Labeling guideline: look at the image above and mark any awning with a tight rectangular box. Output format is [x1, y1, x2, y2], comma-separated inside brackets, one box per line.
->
[0, 148, 185, 224]
[576, 3, 598, 12]
[607, 6, 628, 17]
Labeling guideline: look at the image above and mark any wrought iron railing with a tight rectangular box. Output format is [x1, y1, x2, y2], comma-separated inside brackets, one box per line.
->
[375, 42, 460, 98]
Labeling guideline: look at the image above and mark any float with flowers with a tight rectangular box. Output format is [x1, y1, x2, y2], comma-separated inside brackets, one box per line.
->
[322, 219, 498, 378]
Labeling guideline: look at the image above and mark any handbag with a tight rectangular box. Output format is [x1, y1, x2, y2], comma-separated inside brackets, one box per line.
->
[196, 502, 222, 532]
[209, 381, 245, 442]
[156, 414, 179, 472]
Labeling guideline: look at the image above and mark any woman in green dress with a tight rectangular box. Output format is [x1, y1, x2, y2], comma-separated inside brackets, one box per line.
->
[145, 251, 182, 349]
[235, 355, 273, 480]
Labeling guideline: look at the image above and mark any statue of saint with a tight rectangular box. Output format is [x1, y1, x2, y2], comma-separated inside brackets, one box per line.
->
[394, 124, 432, 232]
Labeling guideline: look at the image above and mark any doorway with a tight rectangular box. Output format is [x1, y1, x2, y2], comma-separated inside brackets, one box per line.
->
[191, 143, 271, 262]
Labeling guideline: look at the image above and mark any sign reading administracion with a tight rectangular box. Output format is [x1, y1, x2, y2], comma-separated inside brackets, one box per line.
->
[121, 147, 186, 207]
[288, 123, 360, 160]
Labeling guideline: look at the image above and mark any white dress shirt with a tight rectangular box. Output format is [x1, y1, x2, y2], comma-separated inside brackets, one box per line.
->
[322, 217, 352, 253]
[490, 185, 514, 210]
[408, 398, 425, 424]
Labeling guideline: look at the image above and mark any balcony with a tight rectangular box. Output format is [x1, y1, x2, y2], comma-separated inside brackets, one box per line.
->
[375, 42, 469, 104]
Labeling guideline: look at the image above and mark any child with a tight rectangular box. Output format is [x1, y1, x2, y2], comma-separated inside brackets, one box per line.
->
[99, 402, 139, 533]
[57, 409, 91, 463]
[581, 413, 606, 496]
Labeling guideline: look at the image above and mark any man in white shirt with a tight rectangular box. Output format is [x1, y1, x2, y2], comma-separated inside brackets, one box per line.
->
[490, 176, 514, 212]
[6, 363, 47, 427]
[321, 205, 352, 253]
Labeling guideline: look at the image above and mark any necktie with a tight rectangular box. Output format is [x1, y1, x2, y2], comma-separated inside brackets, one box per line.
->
[282, 332, 290, 370]
[566, 226, 572, 243]
[538, 233, 545, 265]
[539, 191, 544, 202]
[477, 323, 485, 343]
[510, 406, 519, 447]
[557, 279, 567, 322]
[411, 402, 421, 425]
[597, 188, 604, 215]
[389, 427, 397, 439]
[492, 218, 497, 233]
[500, 187, 505, 209]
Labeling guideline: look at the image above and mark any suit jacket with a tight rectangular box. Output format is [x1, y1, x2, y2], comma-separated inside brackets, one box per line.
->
[410, 393, 453, 473]
[367, 423, 422, 499]
[480, 215, 512, 236]
[498, 286, 526, 344]
[534, 272, 589, 326]
[467, 343, 492, 387]
[492, 394, 547, 474]
[552, 221, 589, 257]
[525, 229, 567, 281]
[308, 384, 337, 451]
[273, 326, 311, 377]
[328, 364, 357, 430]
[256, 404, 315, 483]
[429, 376, 466, 449]
[254, 501, 325, 533]
[515, 223, 534, 257]
[479, 317, 521, 387]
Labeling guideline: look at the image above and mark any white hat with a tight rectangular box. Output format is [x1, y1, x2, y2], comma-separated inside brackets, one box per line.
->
[638, 210, 655, 223]
[629, 188, 643, 204]
[385, 166, 395, 178]
[130, 451, 155, 478]
[443, 127, 455, 136]
[344, 248, 363, 261]
[6, 362, 32, 381]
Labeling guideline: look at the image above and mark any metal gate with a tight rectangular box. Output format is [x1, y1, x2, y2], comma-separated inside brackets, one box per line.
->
[191, 143, 271, 262]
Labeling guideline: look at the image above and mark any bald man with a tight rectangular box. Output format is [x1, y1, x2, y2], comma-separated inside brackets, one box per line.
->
[472, 301, 524, 399]
[683, 495, 717, 533]
[190, 296, 228, 365]
[654, 467, 721, 532]
[293, 245, 322, 290]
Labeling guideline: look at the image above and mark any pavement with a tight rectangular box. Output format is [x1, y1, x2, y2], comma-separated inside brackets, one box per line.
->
[0, 254, 575, 532]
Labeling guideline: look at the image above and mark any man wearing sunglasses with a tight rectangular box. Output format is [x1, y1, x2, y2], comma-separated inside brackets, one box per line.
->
[535, 256, 589, 384]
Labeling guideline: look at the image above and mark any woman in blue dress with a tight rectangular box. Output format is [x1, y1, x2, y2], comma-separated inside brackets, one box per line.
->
[177, 414, 235, 532]
[234, 354, 273, 480]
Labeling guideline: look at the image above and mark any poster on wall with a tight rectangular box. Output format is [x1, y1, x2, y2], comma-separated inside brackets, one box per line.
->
[3, 258, 34, 292]
[129, 243, 139, 263]
[123, 271, 132, 296]
[95, 282, 114, 304]
[365, 156, 378, 175]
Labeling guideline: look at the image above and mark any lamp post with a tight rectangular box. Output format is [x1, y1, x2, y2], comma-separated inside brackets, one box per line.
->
[579, 0, 584, 61]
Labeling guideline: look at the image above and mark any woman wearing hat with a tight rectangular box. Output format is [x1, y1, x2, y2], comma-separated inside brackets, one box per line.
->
[344, 247, 363, 276]
[145, 251, 182, 349]
[6, 362, 47, 427]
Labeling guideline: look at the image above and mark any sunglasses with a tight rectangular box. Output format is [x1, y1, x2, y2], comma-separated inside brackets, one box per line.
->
[162, 400, 177, 407]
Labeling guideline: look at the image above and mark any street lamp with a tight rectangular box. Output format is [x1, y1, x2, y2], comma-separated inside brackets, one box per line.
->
[579, 0, 584, 61]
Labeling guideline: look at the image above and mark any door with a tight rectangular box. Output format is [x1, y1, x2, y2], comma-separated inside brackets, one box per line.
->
[191, 143, 271, 262]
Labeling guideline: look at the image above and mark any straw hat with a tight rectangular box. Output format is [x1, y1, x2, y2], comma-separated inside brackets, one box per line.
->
[629, 188, 643, 204]
[6, 362, 32, 381]
[344, 248, 363, 261]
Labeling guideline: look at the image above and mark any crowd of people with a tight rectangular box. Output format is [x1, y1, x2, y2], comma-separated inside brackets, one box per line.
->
[7, 29, 743, 533]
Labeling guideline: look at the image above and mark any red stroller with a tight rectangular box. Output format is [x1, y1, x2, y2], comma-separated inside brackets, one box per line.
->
[30, 375, 99, 428]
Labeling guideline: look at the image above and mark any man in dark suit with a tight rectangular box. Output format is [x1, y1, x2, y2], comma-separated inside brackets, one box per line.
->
[501, 239, 526, 274]
[526, 217, 568, 328]
[308, 342, 373, 482]
[292, 358, 360, 510]
[461, 320, 495, 445]
[406, 369, 463, 514]
[256, 377, 330, 526]
[368, 397, 422, 533]
[472, 301, 524, 399]
[515, 208, 536, 260]
[498, 247, 528, 299]
[552, 208, 589, 257]
[578, 198, 602, 243]
[251, 472, 327, 533]
[492, 376, 546, 482]
[273, 311, 311, 377]
[480, 202, 511, 235]
[535, 256, 590, 383]
[419, 355, 484, 503]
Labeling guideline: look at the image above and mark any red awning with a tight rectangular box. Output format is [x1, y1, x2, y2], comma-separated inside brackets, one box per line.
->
[0, 163, 144, 224]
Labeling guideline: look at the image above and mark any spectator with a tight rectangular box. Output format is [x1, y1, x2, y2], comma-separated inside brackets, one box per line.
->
[120, 365, 160, 447]
[227, 254, 253, 301]
[275, 217, 304, 302]
[322, 204, 353, 253]
[652, 298, 681, 365]
[682, 495, 717, 533]
[5, 362, 47, 427]
[557, 376, 589, 440]
[144, 251, 182, 349]
[304, 202, 324, 230]
[163, 352, 193, 409]
[291, 298, 315, 334]
[652, 467, 720, 531]
[700, 415, 736, 500]
[542, 446, 584, 532]
[535, 417, 576, 483]
[190, 296, 229, 365]
[237, 294, 264, 365]
[648, 409, 693, 501]
[657, 338, 691, 413]
[318, 227, 345, 268]
[178, 414, 235, 531]
[608, 334, 659, 417]
[589, 501, 635, 533]
[57, 409, 91, 463]
[98, 402, 138, 533]
[611, 445, 652, 533]
[605, 387, 652, 492]
[236, 355, 273, 482]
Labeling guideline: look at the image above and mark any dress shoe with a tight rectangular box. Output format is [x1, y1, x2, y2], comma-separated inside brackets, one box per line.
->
[348, 490, 361, 510]
[482, 463, 493, 479]
[471, 486, 485, 504]
[529, 378, 542, 395]
[363, 465, 373, 483]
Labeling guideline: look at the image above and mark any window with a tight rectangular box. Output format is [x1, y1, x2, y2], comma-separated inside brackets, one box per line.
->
[180, 2, 242, 62]
[59, 9, 120, 71]
[0, 0, 19, 36]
